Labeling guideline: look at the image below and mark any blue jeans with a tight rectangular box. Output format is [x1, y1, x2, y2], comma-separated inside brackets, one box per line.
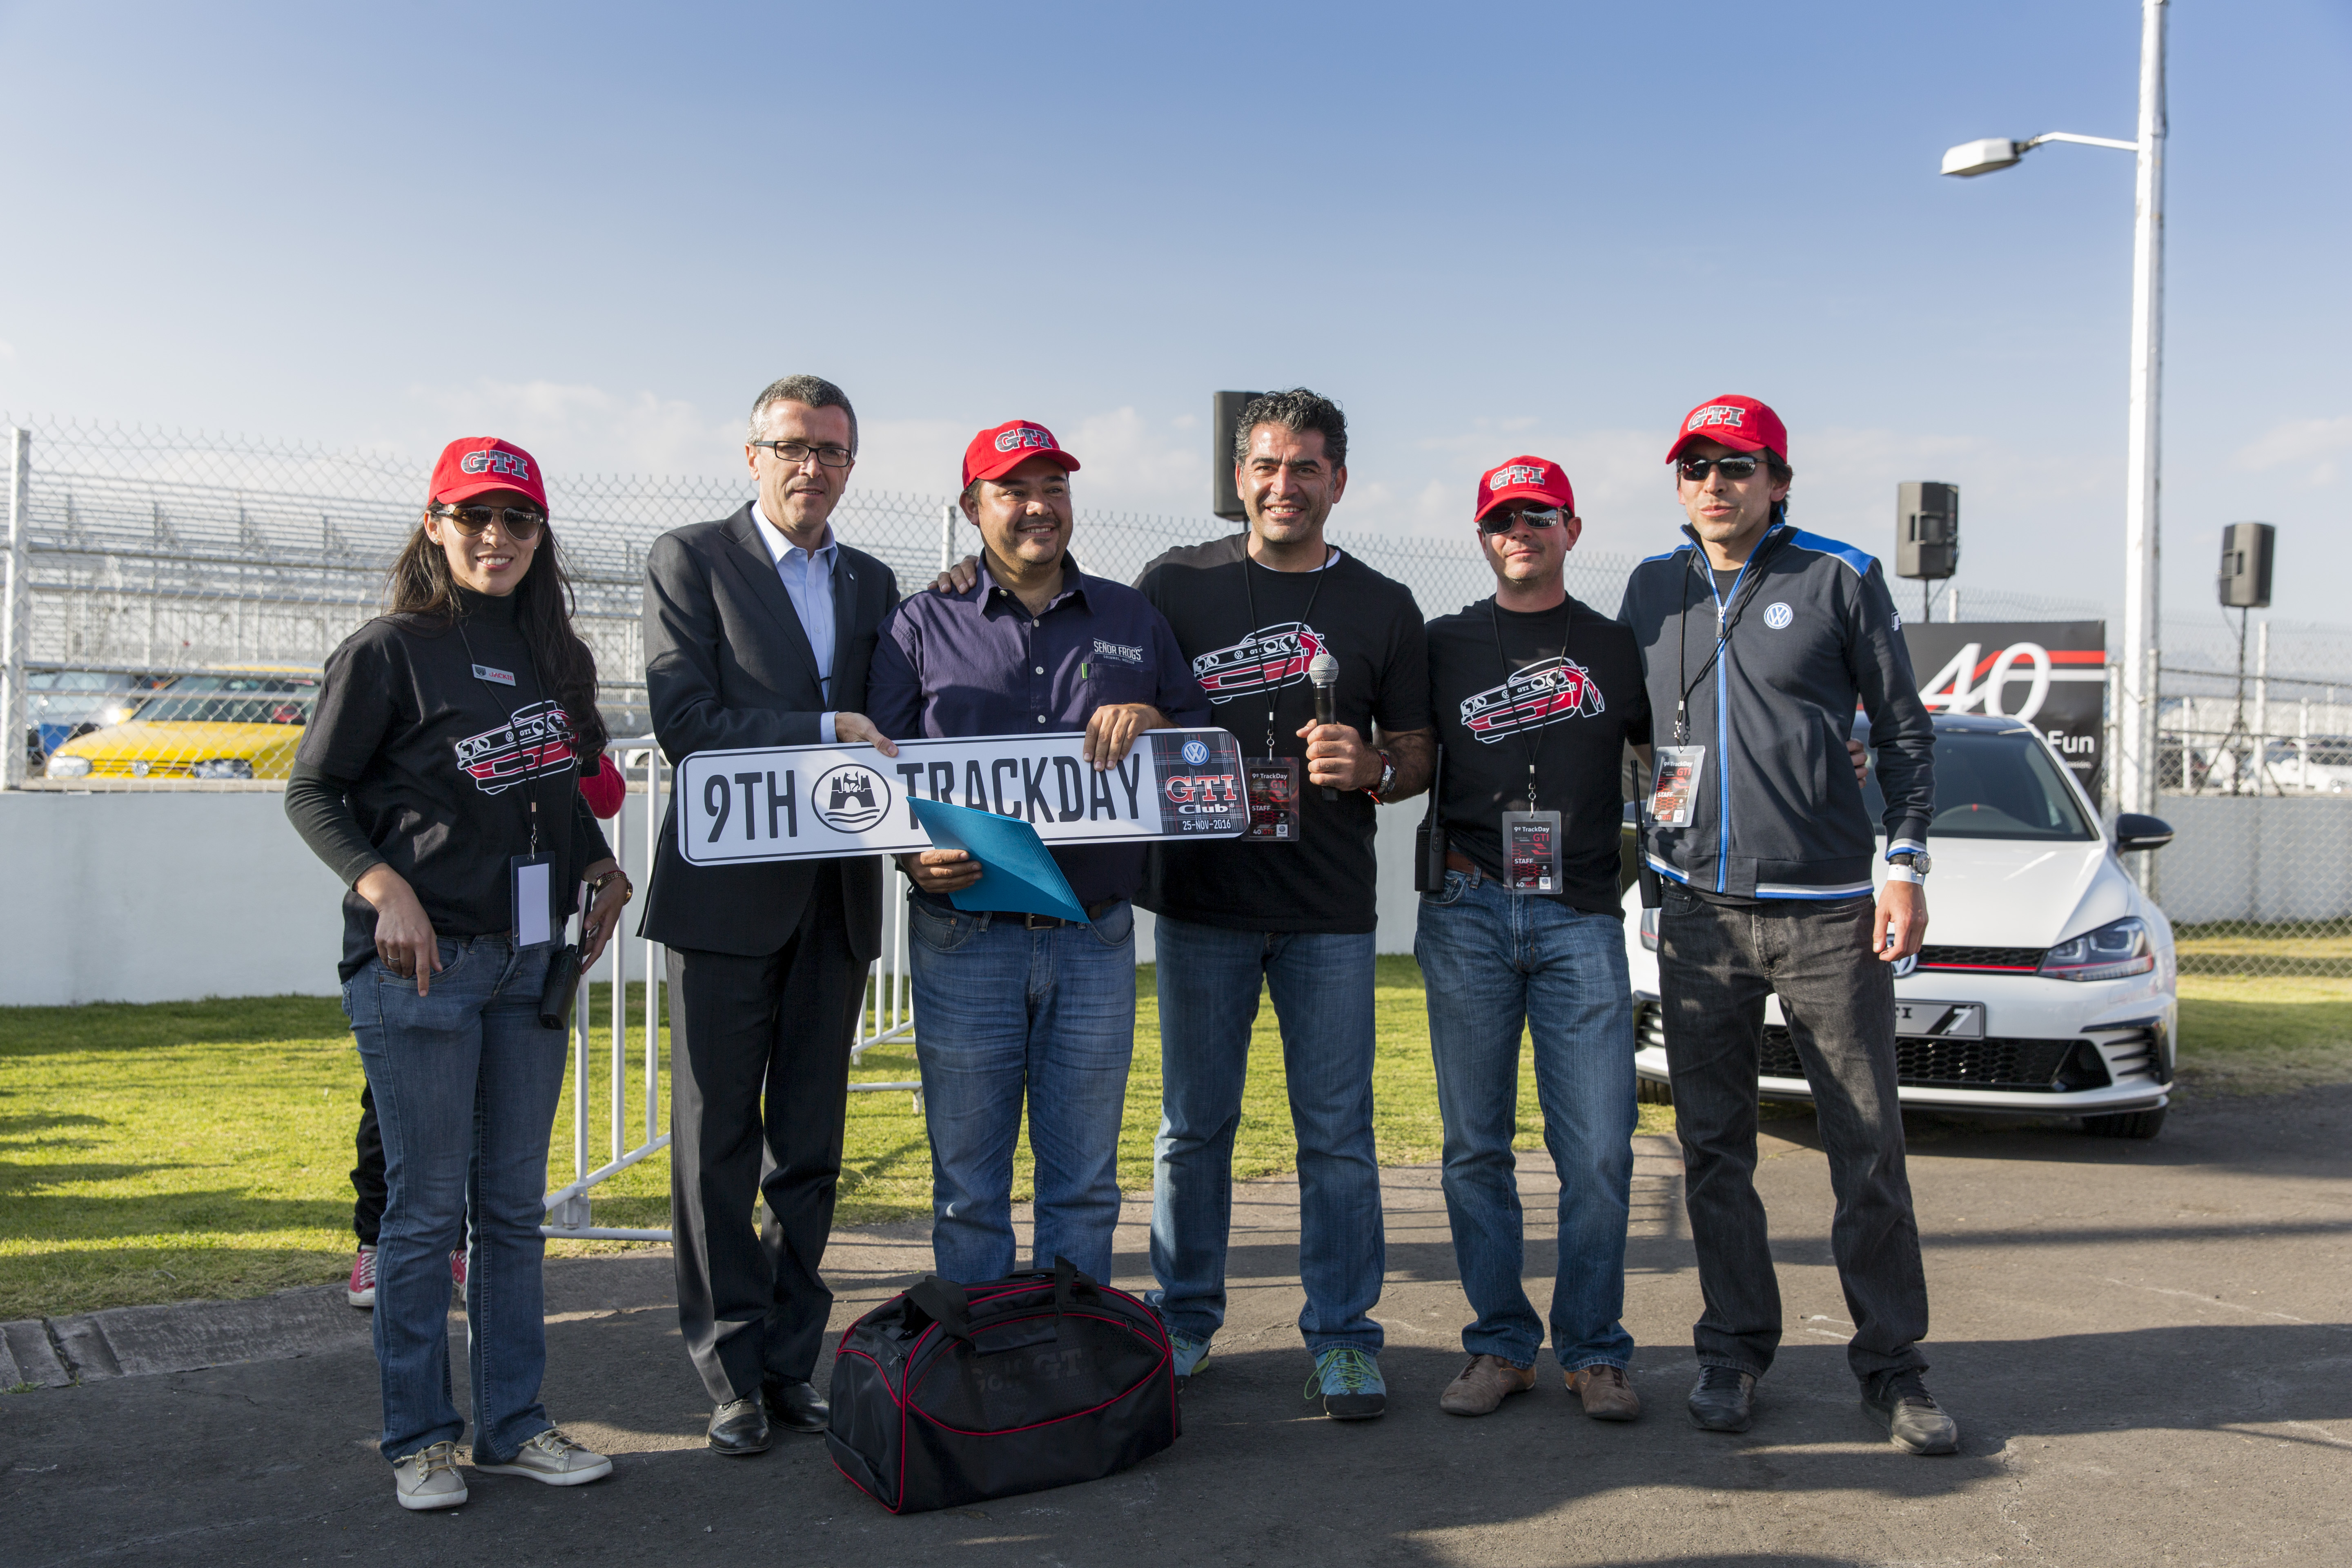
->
[1149, 917, 1383, 1354]
[341, 936, 566, 1466]
[1415, 872, 1637, 1371]
[907, 897, 1138, 1285]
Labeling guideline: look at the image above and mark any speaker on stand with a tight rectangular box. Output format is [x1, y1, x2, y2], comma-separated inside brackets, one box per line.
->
[1895, 482, 1959, 624]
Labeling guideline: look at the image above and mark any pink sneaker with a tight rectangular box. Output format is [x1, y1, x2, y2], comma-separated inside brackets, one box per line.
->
[450, 1248, 468, 1306]
[347, 1245, 377, 1309]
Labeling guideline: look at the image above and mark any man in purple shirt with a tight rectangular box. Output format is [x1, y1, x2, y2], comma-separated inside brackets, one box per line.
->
[866, 419, 1211, 1285]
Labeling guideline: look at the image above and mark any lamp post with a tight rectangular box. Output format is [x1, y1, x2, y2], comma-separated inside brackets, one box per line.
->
[1943, 0, 2167, 837]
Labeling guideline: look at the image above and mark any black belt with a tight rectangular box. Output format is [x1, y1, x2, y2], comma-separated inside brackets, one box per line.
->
[987, 899, 1123, 929]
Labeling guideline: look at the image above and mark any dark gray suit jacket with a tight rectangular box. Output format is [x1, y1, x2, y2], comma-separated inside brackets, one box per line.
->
[639, 504, 900, 957]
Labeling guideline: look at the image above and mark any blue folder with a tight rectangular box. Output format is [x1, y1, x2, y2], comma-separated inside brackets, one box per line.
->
[906, 797, 1091, 924]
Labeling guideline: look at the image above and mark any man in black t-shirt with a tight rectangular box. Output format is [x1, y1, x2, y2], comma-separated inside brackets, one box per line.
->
[1134, 390, 1433, 1421]
[1417, 455, 1652, 1424]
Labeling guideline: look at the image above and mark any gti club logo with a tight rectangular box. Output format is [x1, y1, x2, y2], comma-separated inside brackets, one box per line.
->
[452, 700, 577, 793]
[1490, 464, 1550, 490]
[459, 448, 534, 482]
[1684, 405, 1746, 434]
[993, 425, 1058, 453]
[811, 763, 891, 833]
[1459, 656, 1605, 742]
[1190, 621, 1327, 704]
[1163, 772, 1241, 812]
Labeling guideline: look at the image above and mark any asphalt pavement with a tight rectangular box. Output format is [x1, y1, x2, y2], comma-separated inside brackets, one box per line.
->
[3, 1086, 2348, 1568]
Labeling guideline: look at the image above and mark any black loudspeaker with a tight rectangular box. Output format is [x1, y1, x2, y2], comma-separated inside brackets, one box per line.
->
[2218, 521, 2275, 609]
[1895, 482, 1959, 580]
[1212, 390, 1263, 521]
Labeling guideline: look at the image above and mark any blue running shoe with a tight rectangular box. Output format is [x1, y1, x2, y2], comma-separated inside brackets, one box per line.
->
[1304, 1346, 1386, 1421]
[1169, 1331, 1212, 1390]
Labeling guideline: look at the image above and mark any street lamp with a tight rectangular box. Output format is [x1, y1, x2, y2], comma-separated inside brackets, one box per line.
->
[1942, 0, 2167, 842]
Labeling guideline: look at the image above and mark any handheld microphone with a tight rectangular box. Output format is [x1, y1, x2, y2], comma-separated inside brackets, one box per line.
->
[1307, 650, 1340, 802]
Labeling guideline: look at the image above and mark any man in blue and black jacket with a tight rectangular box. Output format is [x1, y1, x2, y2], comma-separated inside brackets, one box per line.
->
[1617, 394, 1956, 1457]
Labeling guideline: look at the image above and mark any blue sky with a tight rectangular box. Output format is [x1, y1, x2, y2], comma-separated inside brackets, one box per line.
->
[2, 0, 2346, 640]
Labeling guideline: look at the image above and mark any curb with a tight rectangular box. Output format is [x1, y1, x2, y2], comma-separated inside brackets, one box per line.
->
[4, 1284, 368, 1390]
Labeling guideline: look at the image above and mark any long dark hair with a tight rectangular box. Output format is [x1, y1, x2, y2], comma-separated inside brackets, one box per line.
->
[385, 513, 610, 758]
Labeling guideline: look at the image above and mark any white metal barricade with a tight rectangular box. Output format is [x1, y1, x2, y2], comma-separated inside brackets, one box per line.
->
[541, 738, 921, 1243]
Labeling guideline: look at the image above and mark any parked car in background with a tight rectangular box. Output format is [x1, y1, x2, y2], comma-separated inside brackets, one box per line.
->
[2256, 735, 2352, 795]
[21, 670, 163, 771]
[1624, 712, 2178, 1139]
[43, 668, 321, 782]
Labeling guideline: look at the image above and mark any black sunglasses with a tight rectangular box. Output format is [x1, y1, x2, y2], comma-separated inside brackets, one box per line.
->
[1478, 506, 1565, 535]
[430, 503, 547, 540]
[1676, 454, 1764, 483]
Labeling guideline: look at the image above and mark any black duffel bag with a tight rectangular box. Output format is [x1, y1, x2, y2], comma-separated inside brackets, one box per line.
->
[826, 1257, 1180, 1514]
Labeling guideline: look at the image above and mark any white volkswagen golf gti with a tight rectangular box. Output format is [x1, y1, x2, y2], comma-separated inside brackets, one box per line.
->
[1623, 712, 2178, 1138]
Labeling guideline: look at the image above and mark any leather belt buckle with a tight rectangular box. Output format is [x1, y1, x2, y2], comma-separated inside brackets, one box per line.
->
[1020, 912, 1066, 930]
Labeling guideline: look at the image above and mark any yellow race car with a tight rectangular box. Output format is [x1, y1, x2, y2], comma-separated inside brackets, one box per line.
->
[44, 669, 321, 782]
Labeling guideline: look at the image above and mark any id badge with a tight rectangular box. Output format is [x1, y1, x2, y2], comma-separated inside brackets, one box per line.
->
[1648, 746, 1706, 828]
[1502, 809, 1562, 894]
[510, 852, 556, 948]
[1243, 756, 1302, 843]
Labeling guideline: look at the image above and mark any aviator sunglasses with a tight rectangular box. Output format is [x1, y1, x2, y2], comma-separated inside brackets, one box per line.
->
[429, 502, 548, 540]
[1675, 454, 1765, 483]
[1478, 506, 1566, 535]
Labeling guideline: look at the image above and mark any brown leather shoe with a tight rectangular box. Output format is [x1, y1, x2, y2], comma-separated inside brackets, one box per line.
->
[1567, 1363, 1642, 1421]
[1439, 1354, 1537, 1416]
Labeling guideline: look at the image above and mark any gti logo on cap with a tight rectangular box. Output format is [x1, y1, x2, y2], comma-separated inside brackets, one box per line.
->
[1684, 405, 1748, 434]
[1491, 464, 1549, 491]
[994, 425, 1058, 454]
[459, 448, 534, 481]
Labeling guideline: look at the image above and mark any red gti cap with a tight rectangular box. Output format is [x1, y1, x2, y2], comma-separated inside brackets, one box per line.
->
[1665, 395, 1787, 465]
[1474, 455, 1576, 522]
[430, 437, 547, 511]
[962, 419, 1082, 489]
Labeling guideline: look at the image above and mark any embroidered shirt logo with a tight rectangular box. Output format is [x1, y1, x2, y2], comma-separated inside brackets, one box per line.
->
[1684, 405, 1747, 434]
[1763, 601, 1794, 629]
[1091, 638, 1145, 666]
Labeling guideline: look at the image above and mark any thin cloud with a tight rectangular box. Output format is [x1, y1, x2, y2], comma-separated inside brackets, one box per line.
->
[2232, 415, 2352, 486]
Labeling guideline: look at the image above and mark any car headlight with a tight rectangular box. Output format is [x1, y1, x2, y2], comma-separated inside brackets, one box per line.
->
[45, 754, 92, 779]
[190, 758, 256, 781]
[2038, 916, 2155, 981]
[1639, 908, 1659, 952]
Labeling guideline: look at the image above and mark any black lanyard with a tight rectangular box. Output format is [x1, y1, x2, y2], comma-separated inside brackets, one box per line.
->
[455, 617, 548, 857]
[1673, 528, 1773, 743]
[1487, 597, 1568, 809]
[1239, 543, 1335, 757]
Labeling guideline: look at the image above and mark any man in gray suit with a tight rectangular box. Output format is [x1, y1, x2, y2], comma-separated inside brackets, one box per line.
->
[641, 374, 901, 1455]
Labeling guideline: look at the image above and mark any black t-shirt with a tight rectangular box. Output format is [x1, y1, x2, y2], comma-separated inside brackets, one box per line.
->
[299, 588, 611, 980]
[1425, 593, 1652, 916]
[1134, 533, 1428, 934]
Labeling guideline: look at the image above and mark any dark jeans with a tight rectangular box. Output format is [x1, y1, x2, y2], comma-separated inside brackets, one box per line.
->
[1657, 886, 1930, 1387]
[666, 874, 864, 1403]
[353, 1082, 384, 1247]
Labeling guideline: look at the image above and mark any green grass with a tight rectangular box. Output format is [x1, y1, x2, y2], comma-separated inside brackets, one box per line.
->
[0, 958, 1673, 1320]
[2175, 973, 2352, 1093]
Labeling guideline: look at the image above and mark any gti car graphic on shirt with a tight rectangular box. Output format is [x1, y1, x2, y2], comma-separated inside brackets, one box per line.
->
[1459, 655, 1606, 742]
[454, 699, 579, 794]
[1189, 621, 1327, 703]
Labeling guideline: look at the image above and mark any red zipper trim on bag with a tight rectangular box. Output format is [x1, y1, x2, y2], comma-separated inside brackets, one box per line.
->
[905, 1312, 1173, 1437]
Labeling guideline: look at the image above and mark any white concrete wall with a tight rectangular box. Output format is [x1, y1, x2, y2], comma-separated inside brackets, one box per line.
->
[2152, 792, 2352, 925]
[0, 789, 1426, 1007]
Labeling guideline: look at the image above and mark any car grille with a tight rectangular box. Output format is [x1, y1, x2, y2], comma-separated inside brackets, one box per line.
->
[1918, 945, 2044, 973]
[84, 759, 195, 778]
[1635, 1001, 2112, 1093]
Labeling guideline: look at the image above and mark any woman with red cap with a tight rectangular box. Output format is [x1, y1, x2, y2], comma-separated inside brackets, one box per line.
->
[285, 437, 632, 1510]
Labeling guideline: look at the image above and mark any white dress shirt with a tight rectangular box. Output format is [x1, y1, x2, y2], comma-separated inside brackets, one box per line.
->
[750, 501, 840, 744]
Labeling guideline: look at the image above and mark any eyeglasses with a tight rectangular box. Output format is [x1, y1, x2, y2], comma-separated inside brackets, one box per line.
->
[429, 503, 547, 540]
[1675, 454, 1764, 483]
[1478, 507, 1565, 535]
[751, 439, 854, 470]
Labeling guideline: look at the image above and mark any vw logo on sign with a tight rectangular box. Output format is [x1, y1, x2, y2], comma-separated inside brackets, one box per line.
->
[811, 763, 892, 833]
[1181, 739, 1209, 766]
[1762, 601, 1794, 630]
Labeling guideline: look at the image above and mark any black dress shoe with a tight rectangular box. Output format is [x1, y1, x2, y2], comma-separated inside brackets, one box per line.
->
[707, 1394, 771, 1455]
[1687, 1365, 1757, 1433]
[763, 1376, 831, 1434]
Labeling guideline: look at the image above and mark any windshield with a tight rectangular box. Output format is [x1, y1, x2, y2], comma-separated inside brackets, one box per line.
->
[127, 677, 318, 727]
[1863, 727, 2096, 842]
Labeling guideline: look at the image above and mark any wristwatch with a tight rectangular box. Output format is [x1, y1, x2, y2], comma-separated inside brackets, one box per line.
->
[1886, 849, 1931, 880]
[1369, 749, 1397, 800]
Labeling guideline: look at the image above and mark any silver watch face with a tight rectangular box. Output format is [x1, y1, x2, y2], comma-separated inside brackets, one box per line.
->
[1894, 850, 1932, 876]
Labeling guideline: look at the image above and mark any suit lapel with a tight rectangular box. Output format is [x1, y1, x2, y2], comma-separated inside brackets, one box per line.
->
[719, 506, 823, 690]
[829, 549, 860, 677]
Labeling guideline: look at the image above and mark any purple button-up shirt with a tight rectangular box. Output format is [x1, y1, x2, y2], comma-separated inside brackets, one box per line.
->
[866, 554, 1211, 906]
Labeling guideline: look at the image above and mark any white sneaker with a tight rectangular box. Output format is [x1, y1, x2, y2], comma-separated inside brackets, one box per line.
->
[392, 1441, 468, 1511]
[473, 1428, 613, 1487]
[346, 1245, 377, 1309]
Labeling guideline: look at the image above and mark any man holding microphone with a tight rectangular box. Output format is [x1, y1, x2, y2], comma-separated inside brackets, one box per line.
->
[1616, 395, 1952, 1455]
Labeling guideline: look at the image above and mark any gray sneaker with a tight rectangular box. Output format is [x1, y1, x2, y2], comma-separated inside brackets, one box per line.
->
[1863, 1372, 1960, 1455]
[1304, 1346, 1386, 1421]
[474, 1427, 614, 1486]
[392, 1440, 468, 1511]
[1169, 1331, 1212, 1390]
